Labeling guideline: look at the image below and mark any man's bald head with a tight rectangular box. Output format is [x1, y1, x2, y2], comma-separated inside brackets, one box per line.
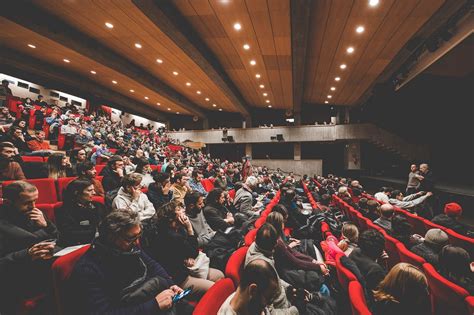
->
[380, 204, 394, 219]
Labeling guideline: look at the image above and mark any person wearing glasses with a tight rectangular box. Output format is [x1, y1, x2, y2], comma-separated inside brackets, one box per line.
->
[70, 209, 193, 314]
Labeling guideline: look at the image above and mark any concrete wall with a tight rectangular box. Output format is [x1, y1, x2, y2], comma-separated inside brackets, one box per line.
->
[1, 73, 86, 108]
[252, 159, 323, 177]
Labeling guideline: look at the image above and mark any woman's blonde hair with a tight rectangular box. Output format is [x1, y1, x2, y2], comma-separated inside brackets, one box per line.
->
[373, 263, 428, 304]
[47, 153, 66, 180]
[341, 223, 359, 243]
[266, 212, 284, 238]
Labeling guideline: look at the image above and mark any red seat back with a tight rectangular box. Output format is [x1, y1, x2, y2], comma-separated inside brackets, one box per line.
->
[228, 189, 236, 200]
[201, 179, 214, 192]
[423, 263, 469, 315]
[355, 213, 368, 231]
[95, 164, 106, 175]
[52, 245, 90, 315]
[335, 254, 358, 291]
[225, 246, 249, 287]
[404, 211, 427, 236]
[37, 203, 56, 223]
[244, 229, 257, 246]
[348, 281, 372, 315]
[57, 133, 65, 150]
[465, 296, 474, 315]
[446, 229, 474, 257]
[21, 156, 44, 163]
[2, 178, 58, 204]
[383, 232, 401, 269]
[192, 278, 235, 315]
[396, 242, 426, 268]
[57, 177, 77, 201]
[254, 216, 266, 229]
[423, 219, 447, 232]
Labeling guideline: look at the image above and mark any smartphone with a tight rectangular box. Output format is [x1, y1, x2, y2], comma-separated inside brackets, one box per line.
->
[172, 288, 192, 303]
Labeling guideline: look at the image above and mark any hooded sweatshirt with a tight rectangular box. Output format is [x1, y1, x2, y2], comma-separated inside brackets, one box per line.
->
[112, 187, 156, 221]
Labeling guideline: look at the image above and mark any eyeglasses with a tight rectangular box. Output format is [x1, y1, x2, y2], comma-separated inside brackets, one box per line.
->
[121, 231, 142, 244]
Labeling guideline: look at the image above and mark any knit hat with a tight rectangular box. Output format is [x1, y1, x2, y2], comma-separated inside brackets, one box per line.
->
[444, 202, 462, 217]
[424, 228, 449, 249]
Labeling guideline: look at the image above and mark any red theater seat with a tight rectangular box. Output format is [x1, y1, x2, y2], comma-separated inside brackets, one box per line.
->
[21, 156, 44, 163]
[200, 179, 214, 192]
[348, 281, 372, 315]
[52, 245, 90, 315]
[423, 219, 447, 232]
[244, 229, 257, 246]
[37, 203, 56, 223]
[225, 246, 249, 287]
[254, 216, 266, 228]
[95, 164, 106, 175]
[404, 211, 427, 235]
[423, 263, 470, 315]
[446, 229, 474, 257]
[193, 278, 235, 315]
[396, 242, 426, 268]
[383, 232, 401, 269]
[57, 177, 77, 201]
[335, 254, 358, 292]
[2, 178, 58, 204]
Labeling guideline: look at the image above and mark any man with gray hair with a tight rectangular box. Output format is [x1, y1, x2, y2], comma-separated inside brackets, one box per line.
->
[71, 209, 193, 314]
[234, 175, 260, 219]
[0, 181, 59, 313]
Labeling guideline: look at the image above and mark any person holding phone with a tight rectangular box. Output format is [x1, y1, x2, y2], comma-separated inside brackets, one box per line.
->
[0, 181, 59, 314]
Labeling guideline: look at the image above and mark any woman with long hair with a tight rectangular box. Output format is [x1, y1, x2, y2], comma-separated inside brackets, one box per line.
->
[56, 178, 106, 246]
[47, 152, 73, 179]
[372, 262, 431, 315]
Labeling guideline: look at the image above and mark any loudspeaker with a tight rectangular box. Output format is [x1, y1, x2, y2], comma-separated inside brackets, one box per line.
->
[270, 136, 277, 141]
[276, 134, 284, 141]
[227, 136, 234, 142]
[221, 137, 228, 142]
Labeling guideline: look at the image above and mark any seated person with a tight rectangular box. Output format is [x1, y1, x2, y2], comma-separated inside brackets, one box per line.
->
[388, 190, 432, 211]
[188, 170, 207, 197]
[27, 130, 51, 152]
[185, 191, 216, 248]
[348, 229, 387, 293]
[171, 173, 190, 204]
[438, 245, 474, 294]
[337, 223, 359, 256]
[390, 215, 423, 249]
[432, 202, 470, 236]
[372, 263, 431, 315]
[69, 148, 88, 176]
[71, 209, 193, 314]
[6, 126, 31, 154]
[218, 259, 279, 314]
[203, 188, 234, 232]
[0, 142, 25, 181]
[374, 204, 394, 233]
[56, 179, 106, 247]
[134, 158, 154, 188]
[214, 168, 227, 190]
[374, 187, 391, 203]
[0, 181, 58, 313]
[147, 172, 173, 210]
[363, 199, 380, 222]
[112, 173, 155, 222]
[411, 228, 449, 268]
[76, 161, 105, 197]
[234, 176, 260, 219]
[146, 200, 224, 299]
[46, 152, 74, 179]
[100, 155, 125, 192]
[0, 107, 14, 126]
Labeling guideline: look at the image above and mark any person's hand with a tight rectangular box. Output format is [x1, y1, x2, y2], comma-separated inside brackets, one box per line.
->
[155, 289, 174, 310]
[380, 250, 389, 260]
[410, 234, 424, 243]
[426, 192, 433, 197]
[337, 239, 349, 251]
[170, 285, 183, 294]
[132, 186, 141, 200]
[225, 212, 234, 225]
[184, 258, 195, 267]
[114, 167, 124, 177]
[178, 213, 193, 233]
[28, 208, 47, 227]
[28, 242, 55, 260]
[288, 239, 301, 248]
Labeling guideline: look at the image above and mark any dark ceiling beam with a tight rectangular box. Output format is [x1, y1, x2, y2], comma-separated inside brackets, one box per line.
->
[0, 46, 168, 122]
[132, 0, 251, 118]
[290, 0, 312, 125]
[0, 0, 206, 118]
[355, 0, 468, 106]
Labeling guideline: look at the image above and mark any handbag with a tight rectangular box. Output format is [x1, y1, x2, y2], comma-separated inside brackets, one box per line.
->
[187, 251, 210, 279]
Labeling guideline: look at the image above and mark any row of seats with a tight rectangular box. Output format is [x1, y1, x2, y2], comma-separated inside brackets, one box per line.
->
[333, 194, 474, 315]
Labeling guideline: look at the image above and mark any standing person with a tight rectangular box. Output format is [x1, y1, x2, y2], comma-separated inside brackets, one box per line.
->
[406, 164, 422, 195]
[242, 156, 253, 182]
[418, 163, 436, 217]
[0, 79, 12, 108]
[0, 142, 25, 181]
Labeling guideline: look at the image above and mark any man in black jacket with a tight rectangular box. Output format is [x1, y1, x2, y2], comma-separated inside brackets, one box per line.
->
[432, 202, 470, 236]
[100, 155, 125, 192]
[0, 181, 59, 313]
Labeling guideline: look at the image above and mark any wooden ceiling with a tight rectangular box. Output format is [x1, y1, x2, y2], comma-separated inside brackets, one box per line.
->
[0, 0, 463, 121]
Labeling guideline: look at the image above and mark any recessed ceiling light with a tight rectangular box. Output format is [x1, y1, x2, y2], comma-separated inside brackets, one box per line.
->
[369, 0, 379, 7]
[347, 47, 355, 54]
[327, 95, 332, 99]
[263, 93, 268, 96]
[356, 26, 365, 33]
[105, 22, 114, 29]
[156, 102, 161, 106]
[27, 44, 36, 49]
[176, 112, 180, 114]
[212, 104, 217, 107]
[330, 87, 336, 91]
[268, 105, 272, 108]
[243, 44, 250, 50]
[340, 64, 347, 69]
[156, 59, 163, 64]
[186, 82, 191, 86]
[219, 108, 223, 111]
[335, 77, 341, 81]
[130, 89, 135, 93]
[233, 23, 242, 31]
[90, 70, 96, 74]
[167, 108, 171, 111]
[259, 84, 264, 88]
[250, 60, 256, 66]
[144, 96, 149, 100]
[255, 74, 261, 79]
[205, 98, 210, 101]
[196, 91, 201, 94]
[63, 59, 70, 63]
[325, 101, 329, 104]
[134, 43, 142, 49]
[265, 100, 270, 103]
[112, 80, 117, 84]
[172, 71, 178, 76]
